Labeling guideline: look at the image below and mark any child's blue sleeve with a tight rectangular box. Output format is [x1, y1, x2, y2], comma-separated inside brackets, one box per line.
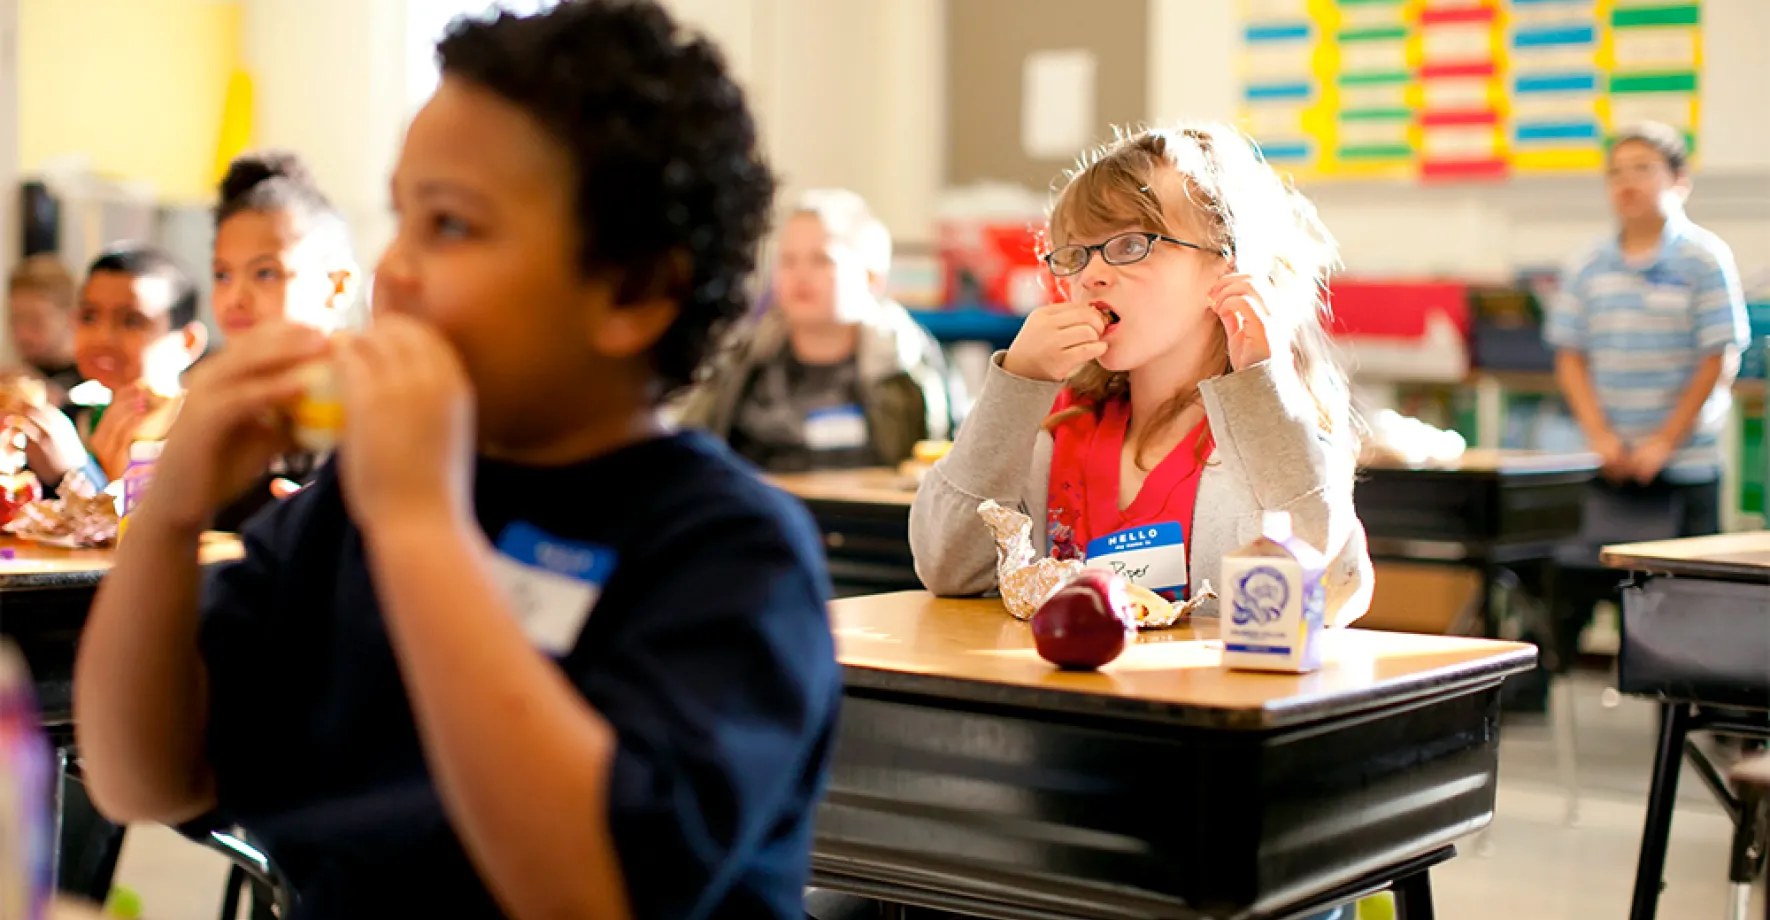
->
[1692, 239, 1750, 353]
[1543, 252, 1592, 351]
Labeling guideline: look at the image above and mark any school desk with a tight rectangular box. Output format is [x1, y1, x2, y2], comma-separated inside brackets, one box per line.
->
[768, 468, 921, 596]
[815, 592, 1537, 919]
[772, 450, 1598, 623]
[1601, 532, 1770, 920]
[1601, 533, 1770, 920]
[0, 532, 243, 901]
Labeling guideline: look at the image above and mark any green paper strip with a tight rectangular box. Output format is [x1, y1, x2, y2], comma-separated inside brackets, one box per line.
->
[1610, 71, 1698, 93]
[1339, 70, 1412, 86]
[1613, 5, 1700, 28]
[1340, 107, 1413, 121]
[1339, 26, 1409, 42]
[1338, 144, 1415, 160]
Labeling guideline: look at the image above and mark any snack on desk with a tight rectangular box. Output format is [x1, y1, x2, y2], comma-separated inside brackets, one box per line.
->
[897, 439, 954, 486]
[2, 491, 120, 547]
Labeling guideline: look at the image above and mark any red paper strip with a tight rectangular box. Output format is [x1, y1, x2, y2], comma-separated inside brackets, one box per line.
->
[1420, 109, 1499, 127]
[1419, 61, 1497, 80]
[1422, 158, 1509, 182]
[1420, 5, 1496, 27]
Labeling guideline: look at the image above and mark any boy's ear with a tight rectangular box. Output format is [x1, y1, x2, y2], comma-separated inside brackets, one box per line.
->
[180, 323, 210, 362]
[589, 295, 679, 360]
[587, 251, 690, 359]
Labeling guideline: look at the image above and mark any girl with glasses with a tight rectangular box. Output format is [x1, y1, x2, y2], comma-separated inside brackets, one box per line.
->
[909, 123, 1374, 633]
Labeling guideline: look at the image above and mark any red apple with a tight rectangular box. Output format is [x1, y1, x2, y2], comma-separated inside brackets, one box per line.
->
[1031, 569, 1137, 670]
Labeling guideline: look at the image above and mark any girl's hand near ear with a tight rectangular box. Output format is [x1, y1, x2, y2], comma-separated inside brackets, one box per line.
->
[1207, 274, 1291, 373]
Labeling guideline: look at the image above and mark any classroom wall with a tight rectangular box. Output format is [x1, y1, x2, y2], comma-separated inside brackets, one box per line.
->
[1145, 0, 1770, 283]
[18, 0, 243, 204]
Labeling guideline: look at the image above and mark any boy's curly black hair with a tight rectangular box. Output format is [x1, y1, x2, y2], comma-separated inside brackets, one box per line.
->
[437, 0, 776, 398]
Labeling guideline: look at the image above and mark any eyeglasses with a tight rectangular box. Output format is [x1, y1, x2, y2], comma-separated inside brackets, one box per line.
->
[1042, 231, 1212, 277]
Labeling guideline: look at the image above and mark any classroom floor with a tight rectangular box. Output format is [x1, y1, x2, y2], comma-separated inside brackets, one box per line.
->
[107, 670, 1764, 920]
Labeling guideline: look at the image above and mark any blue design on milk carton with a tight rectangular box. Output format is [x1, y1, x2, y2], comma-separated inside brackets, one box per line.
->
[1220, 511, 1329, 673]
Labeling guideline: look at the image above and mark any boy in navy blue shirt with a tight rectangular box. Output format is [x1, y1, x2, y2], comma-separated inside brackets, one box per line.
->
[71, 4, 839, 918]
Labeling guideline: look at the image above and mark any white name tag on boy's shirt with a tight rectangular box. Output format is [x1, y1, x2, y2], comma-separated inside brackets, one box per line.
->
[804, 404, 867, 452]
[489, 522, 618, 655]
[1084, 522, 1188, 599]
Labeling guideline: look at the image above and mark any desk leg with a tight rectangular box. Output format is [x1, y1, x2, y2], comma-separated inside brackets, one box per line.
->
[1392, 868, 1436, 920]
[1629, 702, 1692, 920]
[53, 747, 127, 901]
[1729, 772, 1766, 920]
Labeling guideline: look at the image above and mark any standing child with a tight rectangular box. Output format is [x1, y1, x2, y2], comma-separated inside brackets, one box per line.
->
[910, 124, 1373, 626]
[1546, 121, 1748, 531]
[73, 3, 839, 919]
[209, 150, 360, 529]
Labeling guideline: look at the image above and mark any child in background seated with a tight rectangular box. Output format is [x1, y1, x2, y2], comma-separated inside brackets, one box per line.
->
[73, 3, 840, 918]
[6, 254, 83, 405]
[0, 245, 204, 492]
[209, 150, 360, 529]
[677, 188, 959, 472]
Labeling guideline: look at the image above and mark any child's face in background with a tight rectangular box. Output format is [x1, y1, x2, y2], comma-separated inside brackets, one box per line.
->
[7, 289, 72, 368]
[377, 76, 653, 451]
[773, 213, 871, 328]
[73, 272, 197, 393]
[1606, 140, 1686, 225]
[1064, 182, 1226, 374]
[213, 210, 347, 338]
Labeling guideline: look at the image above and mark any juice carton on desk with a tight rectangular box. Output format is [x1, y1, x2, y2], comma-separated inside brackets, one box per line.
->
[1221, 511, 1328, 673]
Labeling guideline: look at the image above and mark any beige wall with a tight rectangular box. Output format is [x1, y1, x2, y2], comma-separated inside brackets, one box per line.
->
[945, 0, 1147, 191]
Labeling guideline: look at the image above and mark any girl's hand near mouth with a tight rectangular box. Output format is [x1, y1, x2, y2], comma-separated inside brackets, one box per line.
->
[1003, 302, 1110, 383]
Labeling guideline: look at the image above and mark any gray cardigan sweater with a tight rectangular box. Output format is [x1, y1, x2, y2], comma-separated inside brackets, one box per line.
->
[908, 354, 1374, 624]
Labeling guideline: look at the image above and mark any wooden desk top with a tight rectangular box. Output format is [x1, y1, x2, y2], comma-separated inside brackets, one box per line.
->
[1600, 531, 1770, 581]
[769, 468, 918, 507]
[0, 533, 243, 590]
[1359, 448, 1599, 476]
[832, 592, 1536, 729]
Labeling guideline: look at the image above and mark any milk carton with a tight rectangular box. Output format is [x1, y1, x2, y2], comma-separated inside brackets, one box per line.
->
[1220, 511, 1328, 673]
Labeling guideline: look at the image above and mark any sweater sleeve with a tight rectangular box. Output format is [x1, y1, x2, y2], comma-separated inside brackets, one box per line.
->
[1200, 361, 1374, 626]
[908, 353, 1064, 596]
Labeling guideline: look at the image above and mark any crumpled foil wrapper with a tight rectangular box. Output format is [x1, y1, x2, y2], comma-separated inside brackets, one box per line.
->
[1132, 580, 1218, 629]
[978, 499, 1219, 628]
[978, 500, 1083, 620]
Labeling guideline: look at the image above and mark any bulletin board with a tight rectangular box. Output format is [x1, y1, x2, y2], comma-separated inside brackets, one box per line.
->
[1237, 0, 1703, 182]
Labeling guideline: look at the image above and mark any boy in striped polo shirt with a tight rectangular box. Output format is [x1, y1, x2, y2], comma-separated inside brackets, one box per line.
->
[1545, 121, 1749, 536]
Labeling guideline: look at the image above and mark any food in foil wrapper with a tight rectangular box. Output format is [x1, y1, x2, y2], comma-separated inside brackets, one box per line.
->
[2, 490, 120, 547]
[1126, 580, 1217, 629]
[978, 500, 1083, 620]
[977, 499, 1217, 627]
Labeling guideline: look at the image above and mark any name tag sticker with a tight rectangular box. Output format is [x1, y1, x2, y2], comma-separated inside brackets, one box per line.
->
[490, 522, 618, 655]
[804, 404, 867, 452]
[1084, 522, 1187, 599]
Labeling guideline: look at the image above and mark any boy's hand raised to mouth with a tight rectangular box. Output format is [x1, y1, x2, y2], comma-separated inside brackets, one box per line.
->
[336, 313, 476, 537]
[146, 323, 327, 533]
[1002, 302, 1109, 382]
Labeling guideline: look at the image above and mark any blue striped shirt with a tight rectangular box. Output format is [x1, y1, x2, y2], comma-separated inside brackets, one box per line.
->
[1543, 213, 1749, 478]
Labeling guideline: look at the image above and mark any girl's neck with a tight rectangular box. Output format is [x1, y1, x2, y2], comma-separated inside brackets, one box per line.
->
[1124, 335, 1218, 446]
[788, 321, 860, 366]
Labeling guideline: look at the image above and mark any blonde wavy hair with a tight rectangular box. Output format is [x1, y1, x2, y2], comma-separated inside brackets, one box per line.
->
[1044, 124, 1354, 467]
